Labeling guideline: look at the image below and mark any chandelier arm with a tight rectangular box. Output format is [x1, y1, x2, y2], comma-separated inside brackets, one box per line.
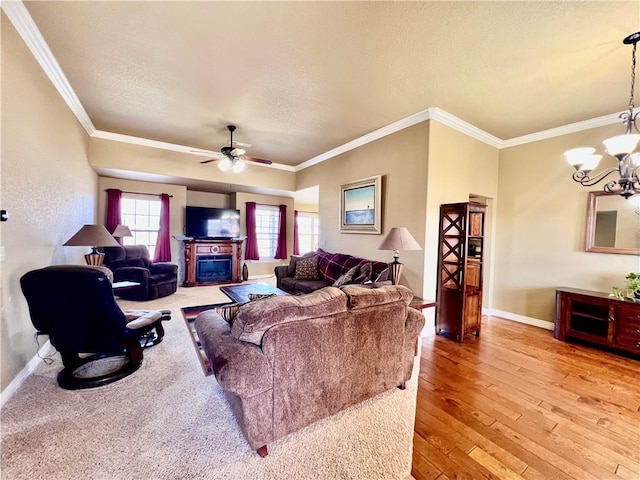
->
[572, 168, 619, 187]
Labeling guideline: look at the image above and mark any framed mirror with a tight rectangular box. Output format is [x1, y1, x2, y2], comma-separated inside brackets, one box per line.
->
[585, 191, 640, 255]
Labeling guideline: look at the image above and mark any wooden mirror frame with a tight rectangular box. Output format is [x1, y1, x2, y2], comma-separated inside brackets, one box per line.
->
[585, 191, 640, 255]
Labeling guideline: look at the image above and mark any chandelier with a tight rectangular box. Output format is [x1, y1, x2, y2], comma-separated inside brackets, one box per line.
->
[564, 32, 640, 199]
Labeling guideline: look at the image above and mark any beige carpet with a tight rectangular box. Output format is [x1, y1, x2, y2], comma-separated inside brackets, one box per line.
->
[1, 279, 420, 479]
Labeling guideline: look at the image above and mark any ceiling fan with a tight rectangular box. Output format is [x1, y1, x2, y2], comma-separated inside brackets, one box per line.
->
[198, 125, 272, 173]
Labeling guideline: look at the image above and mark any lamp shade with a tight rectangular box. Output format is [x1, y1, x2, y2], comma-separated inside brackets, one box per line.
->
[112, 224, 133, 237]
[63, 225, 120, 247]
[377, 227, 422, 252]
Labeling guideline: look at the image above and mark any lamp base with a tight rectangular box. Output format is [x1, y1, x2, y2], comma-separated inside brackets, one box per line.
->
[389, 260, 404, 285]
[84, 248, 105, 266]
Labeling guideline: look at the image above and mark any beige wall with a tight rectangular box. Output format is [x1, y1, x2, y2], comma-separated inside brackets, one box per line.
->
[422, 121, 500, 329]
[230, 192, 295, 277]
[297, 122, 430, 296]
[97, 178, 188, 276]
[186, 190, 229, 208]
[1, 14, 97, 392]
[89, 137, 296, 193]
[493, 124, 639, 322]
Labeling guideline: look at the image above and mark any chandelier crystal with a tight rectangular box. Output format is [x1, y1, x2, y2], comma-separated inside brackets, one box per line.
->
[565, 32, 640, 199]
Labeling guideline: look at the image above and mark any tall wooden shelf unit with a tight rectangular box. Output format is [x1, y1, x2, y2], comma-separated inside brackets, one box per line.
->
[435, 202, 486, 342]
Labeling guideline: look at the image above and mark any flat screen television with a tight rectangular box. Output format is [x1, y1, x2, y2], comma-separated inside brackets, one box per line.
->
[185, 206, 241, 239]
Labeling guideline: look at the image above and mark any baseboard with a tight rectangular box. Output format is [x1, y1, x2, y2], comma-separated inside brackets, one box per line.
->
[1, 340, 52, 409]
[483, 308, 554, 331]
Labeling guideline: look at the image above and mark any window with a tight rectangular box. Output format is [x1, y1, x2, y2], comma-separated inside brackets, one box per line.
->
[297, 212, 319, 254]
[121, 195, 161, 258]
[255, 205, 280, 260]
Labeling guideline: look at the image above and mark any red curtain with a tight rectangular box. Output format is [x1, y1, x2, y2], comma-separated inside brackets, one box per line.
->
[274, 204, 288, 259]
[105, 189, 122, 242]
[245, 202, 260, 261]
[153, 193, 172, 262]
[293, 210, 300, 256]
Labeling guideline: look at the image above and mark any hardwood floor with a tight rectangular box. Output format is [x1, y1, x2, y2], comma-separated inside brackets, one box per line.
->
[411, 316, 640, 480]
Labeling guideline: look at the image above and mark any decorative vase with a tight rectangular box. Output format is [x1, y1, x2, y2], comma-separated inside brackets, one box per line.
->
[242, 263, 249, 281]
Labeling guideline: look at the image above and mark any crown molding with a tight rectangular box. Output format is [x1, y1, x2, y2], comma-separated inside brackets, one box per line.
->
[501, 112, 622, 148]
[91, 130, 296, 172]
[4, 0, 625, 174]
[427, 107, 503, 148]
[295, 108, 432, 172]
[1, 0, 95, 135]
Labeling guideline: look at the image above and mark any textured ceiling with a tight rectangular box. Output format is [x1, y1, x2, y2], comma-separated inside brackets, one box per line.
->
[24, 1, 640, 167]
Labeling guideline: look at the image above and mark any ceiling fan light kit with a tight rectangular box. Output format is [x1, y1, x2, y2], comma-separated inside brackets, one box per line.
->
[565, 31, 640, 198]
[200, 124, 272, 173]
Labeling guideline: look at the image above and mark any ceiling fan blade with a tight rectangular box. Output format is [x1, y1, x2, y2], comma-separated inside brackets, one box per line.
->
[199, 158, 218, 164]
[245, 156, 273, 165]
[232, 140, 252, 148]
[230, 148, 246, 156]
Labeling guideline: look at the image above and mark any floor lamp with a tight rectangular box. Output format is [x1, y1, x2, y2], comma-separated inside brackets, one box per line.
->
[377, 227, 422, 285]
[63, 224, 120, 266]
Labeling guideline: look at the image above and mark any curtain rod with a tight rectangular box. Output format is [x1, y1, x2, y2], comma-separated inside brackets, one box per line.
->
[107, 189, 173, 198]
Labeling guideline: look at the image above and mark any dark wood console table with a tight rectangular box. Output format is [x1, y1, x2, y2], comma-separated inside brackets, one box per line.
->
[183, 239, 243, 286]
[555, 287, 640, 357]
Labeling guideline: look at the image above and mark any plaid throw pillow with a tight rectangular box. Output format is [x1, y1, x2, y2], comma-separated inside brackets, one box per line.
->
[294, 255, 319, 280]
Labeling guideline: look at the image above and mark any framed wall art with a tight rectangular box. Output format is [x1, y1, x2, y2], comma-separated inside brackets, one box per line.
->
[339, 175, 382, 234]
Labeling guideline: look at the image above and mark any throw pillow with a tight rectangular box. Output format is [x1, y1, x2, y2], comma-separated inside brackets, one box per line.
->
[217, 293, 278, 325]
[374, 267, 390, 283]
[294, 255, 319, 280]
[333, 265, 360, 287]
[216, 304, 243, 324]
[352, 262, 372, 284]
[247, 293, 277, 301]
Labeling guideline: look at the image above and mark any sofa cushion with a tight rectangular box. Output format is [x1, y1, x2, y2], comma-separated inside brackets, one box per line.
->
[295, 279, 331, 294]
[232, 287, 347, 345]
[294, 255, 319, 280]
[341, 284, 413, 310]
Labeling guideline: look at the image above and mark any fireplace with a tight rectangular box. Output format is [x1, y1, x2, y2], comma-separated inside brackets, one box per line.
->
[183, 239, 243, 286]
[196, 255, 232, 283]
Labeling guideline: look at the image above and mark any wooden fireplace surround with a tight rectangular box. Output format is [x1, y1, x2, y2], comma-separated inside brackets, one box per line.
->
[183, 239, 243, 286]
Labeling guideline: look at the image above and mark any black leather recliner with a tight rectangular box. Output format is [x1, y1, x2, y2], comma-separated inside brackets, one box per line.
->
[103, 245, 178, 301]
[20, 265, 170, 390]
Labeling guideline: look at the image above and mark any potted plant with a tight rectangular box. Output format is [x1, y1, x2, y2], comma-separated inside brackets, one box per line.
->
[610, 272, 640, 300]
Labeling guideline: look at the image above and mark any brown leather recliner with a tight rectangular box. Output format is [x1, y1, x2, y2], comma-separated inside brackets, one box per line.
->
[103, 245, 178, 301]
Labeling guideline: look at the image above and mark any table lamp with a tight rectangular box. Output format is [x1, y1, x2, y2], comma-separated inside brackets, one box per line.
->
[377, 227, 422, 285]
[63, 224, 119, 266]
[112, 224, 133, 244]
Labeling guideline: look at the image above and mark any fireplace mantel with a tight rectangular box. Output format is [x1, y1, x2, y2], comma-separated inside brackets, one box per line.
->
[182, 238, 243, 286]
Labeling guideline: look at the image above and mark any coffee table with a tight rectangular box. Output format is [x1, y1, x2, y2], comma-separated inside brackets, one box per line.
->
[220, 283, 288, 304]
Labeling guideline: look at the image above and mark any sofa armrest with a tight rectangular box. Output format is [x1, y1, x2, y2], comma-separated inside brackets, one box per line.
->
[149, 262, 178, 275]
[112, 266, 150, 284]
[195, 310, 273, 397]
[274, 265, 289, 287]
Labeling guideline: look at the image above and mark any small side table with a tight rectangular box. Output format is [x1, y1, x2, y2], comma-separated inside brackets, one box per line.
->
[410, 298, 437, 310]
